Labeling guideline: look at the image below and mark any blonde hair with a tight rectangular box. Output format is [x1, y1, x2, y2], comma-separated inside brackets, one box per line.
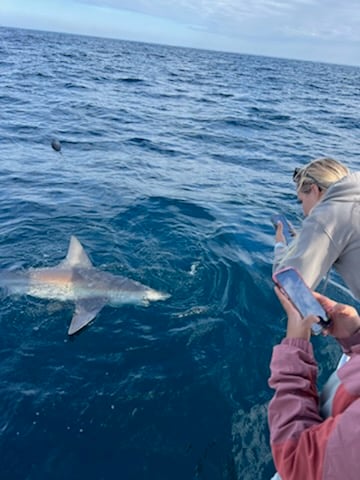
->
[293, 157, 349, 193]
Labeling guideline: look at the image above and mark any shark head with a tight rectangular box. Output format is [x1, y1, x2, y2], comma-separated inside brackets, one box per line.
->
[142, 288, 171, 305]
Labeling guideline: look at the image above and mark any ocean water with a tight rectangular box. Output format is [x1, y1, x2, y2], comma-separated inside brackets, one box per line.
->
[0, 25, 360, 479]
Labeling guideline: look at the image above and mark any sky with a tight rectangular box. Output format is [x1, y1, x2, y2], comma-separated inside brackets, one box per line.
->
[1, 0, 359, 66]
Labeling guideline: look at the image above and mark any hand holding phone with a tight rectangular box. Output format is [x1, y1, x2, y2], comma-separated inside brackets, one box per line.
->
[271, 213, 295, 245]
[272, 267, 330, 335]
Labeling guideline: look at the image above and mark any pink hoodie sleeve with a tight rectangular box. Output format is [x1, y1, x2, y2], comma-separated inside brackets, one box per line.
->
[268, 338, 338, 480]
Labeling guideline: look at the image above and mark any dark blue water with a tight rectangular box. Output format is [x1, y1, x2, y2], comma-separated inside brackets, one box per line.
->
[0, 26, 360, 479]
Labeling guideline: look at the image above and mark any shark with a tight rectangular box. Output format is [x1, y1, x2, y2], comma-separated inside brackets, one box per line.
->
[0, 236, 170, 335]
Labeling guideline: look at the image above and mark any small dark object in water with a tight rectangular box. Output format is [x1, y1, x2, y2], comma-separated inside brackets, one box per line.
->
[51, 139, 62, 152]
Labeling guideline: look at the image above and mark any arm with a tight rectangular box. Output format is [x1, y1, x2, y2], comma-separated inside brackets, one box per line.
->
[273, 214, 339, 288]
[273, 242, 287, 270]
[268, 288, 326, 479]
[268, 339, 332, 480]
[273, 221, 291, 271]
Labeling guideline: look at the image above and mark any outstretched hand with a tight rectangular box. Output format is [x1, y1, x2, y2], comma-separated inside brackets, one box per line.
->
[275, 220, 296, 244]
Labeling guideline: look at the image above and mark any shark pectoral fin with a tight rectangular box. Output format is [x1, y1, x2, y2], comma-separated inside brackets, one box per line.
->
[68, 298, 107, 335]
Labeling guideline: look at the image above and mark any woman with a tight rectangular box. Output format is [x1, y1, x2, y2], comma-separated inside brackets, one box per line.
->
[270, 157, 360, 479]
[273, 157, 360, 298]
[268, 287, 360, 480]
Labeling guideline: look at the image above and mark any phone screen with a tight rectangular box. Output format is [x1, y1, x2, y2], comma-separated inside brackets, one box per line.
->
[273, 267, 329, 335]
[271, 214, 294, 244]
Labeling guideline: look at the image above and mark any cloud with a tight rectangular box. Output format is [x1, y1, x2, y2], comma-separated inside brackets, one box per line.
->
[77, 0, 360, 43]
[1, 0, 358, 64]
[78, 0, 302, 22]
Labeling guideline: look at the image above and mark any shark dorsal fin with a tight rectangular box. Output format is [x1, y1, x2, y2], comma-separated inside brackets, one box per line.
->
[62, 236, 93, 268]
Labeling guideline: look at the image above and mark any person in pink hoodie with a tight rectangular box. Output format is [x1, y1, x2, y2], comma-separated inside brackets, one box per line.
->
[268, 287, 360, 480]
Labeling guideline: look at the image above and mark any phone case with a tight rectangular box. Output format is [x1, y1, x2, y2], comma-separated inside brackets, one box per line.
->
[273, 266, 329, 335]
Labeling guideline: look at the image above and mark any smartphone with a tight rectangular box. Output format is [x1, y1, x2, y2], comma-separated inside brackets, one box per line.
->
[271, 213, 294, 245]
[272, 266, 330, 335]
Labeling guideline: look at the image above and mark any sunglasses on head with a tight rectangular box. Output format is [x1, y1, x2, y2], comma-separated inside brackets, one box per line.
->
[292, 167, 323, 191]
[293, 167, 302, 181]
